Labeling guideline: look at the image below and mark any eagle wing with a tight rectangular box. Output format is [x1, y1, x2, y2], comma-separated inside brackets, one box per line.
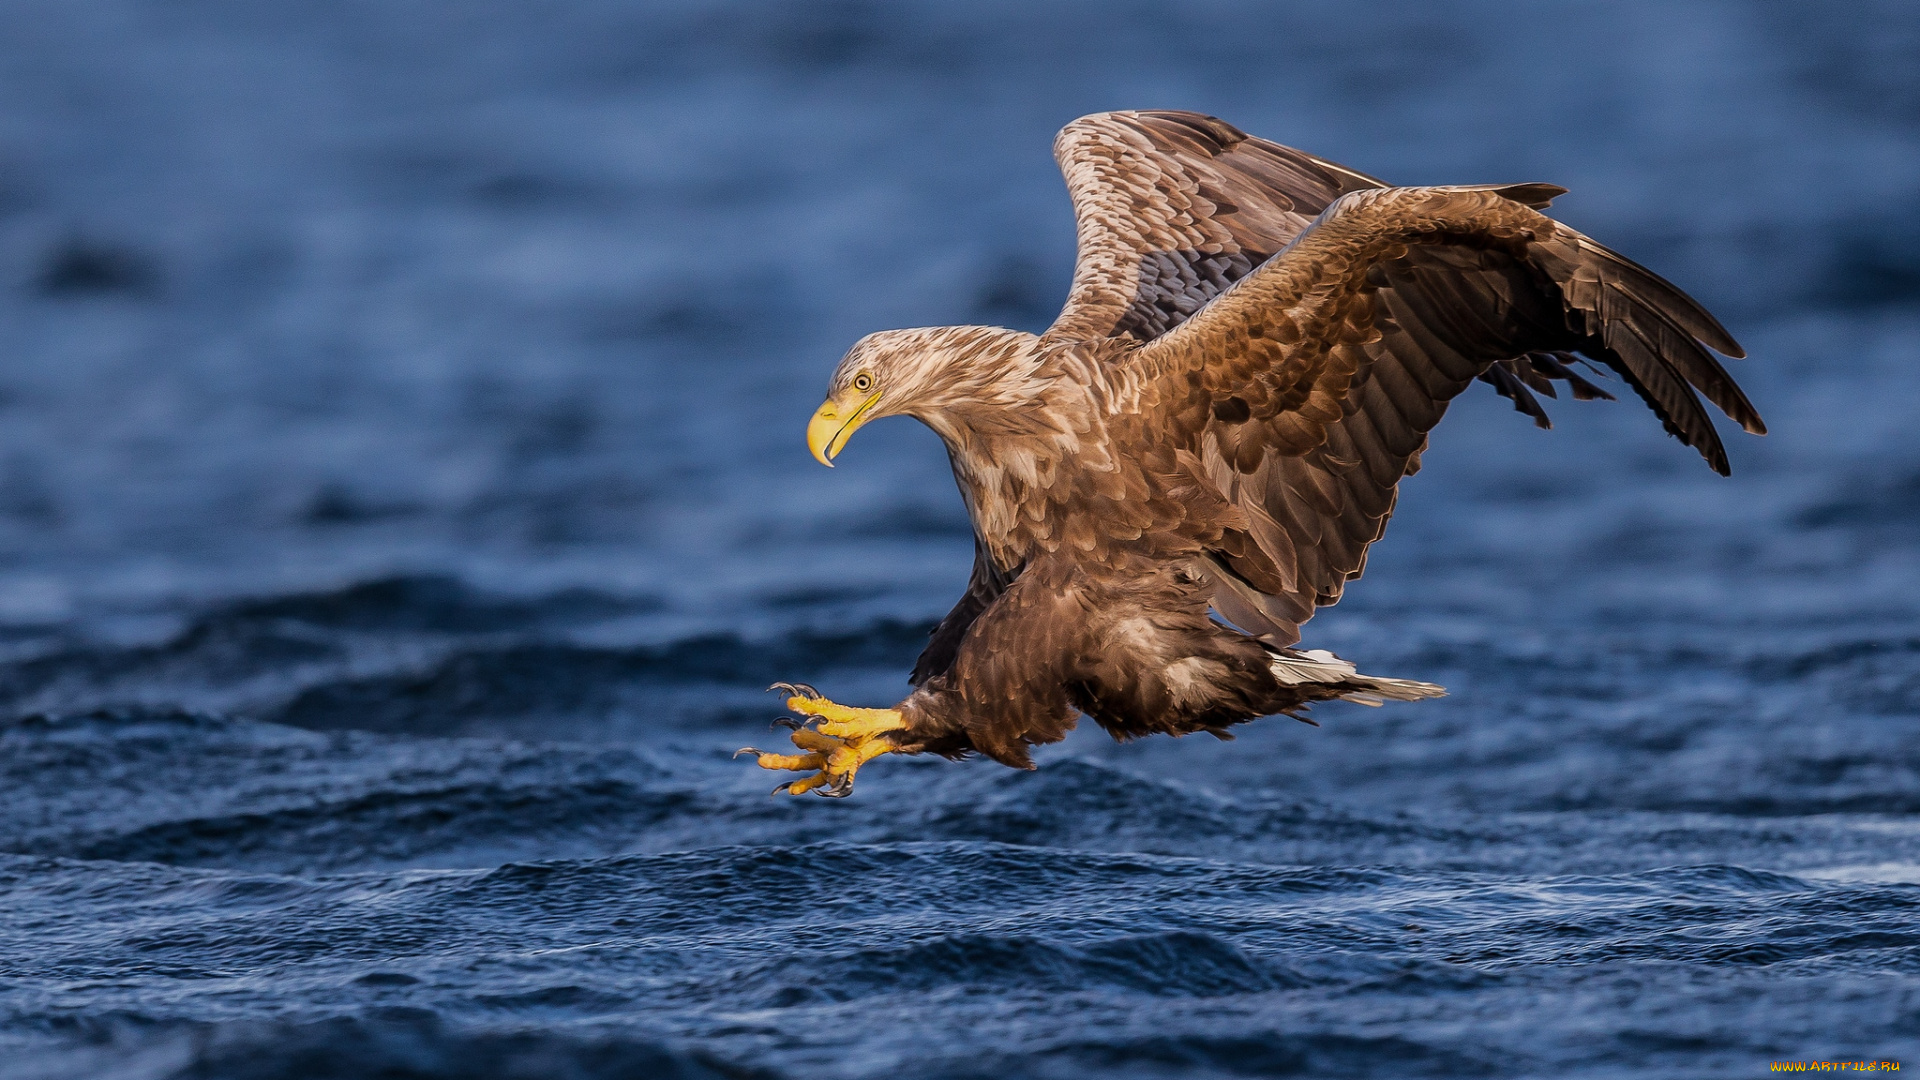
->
[1133, 184, 1763, 645]
[1043, 111, 1384, 346]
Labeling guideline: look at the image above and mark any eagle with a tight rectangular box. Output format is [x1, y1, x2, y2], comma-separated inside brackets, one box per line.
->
[738, 110, 1763, 797]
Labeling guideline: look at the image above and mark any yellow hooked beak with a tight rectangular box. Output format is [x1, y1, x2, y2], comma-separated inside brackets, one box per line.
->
[806, 390, 881, 468]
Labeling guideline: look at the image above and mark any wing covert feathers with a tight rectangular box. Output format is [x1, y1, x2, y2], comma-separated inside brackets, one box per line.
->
[1136, 183, 1759, 644]
[1045, 110, 1384, 346]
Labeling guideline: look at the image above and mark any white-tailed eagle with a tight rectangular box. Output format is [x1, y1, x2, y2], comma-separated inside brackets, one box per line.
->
[739, 110, 1763, 796]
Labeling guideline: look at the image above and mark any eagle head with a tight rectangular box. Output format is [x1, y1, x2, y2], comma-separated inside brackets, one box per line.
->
[806, 325, 1041, 467]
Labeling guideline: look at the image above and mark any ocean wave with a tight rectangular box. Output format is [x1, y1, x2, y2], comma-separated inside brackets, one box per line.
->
[6, 1014, 773, 1080]
[1, 839, 1916, 1077]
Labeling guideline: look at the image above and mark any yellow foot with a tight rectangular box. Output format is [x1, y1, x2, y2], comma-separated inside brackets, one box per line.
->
[773, 681, 909, 741]
[733, 683, 906, 798]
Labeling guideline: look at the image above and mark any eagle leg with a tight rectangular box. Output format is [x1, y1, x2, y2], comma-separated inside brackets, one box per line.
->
[735, 722, 899, 798]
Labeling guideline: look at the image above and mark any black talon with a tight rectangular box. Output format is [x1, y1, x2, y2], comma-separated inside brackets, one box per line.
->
[733, 746, 763, 759]
[767, 681, 819, 699]
[820, 775, 854, 799]
[770, 717, 804, 732]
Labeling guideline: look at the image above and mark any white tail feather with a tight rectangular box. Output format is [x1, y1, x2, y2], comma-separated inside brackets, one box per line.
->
[1267, 648, 1446, 706]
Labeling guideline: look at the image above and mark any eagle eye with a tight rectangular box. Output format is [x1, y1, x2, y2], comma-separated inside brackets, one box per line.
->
[853, 373, 874, 393]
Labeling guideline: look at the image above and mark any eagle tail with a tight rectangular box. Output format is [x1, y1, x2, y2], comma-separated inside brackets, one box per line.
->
[1266, 648, 1447, 707]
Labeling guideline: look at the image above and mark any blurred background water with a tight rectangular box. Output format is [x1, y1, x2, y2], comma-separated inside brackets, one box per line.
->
[0, 2, 1916, 1076]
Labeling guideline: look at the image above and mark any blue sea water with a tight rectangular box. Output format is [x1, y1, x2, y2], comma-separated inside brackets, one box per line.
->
[0, 1, 1916, 1076]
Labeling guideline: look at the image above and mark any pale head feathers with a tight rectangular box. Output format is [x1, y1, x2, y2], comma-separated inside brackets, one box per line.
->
[830, 325, 1057, 440]
[827, 324, 1117, 568]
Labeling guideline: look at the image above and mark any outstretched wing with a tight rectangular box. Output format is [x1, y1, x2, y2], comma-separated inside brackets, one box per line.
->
[1043, 111, 1384, 346]
[1135, 184, 1763, 645]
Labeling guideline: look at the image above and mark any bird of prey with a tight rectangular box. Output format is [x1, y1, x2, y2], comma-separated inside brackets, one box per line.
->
[738, 110, 1763, 797]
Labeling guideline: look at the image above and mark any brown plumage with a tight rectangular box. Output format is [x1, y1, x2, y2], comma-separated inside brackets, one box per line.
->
[747, 110, 1763, 797]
